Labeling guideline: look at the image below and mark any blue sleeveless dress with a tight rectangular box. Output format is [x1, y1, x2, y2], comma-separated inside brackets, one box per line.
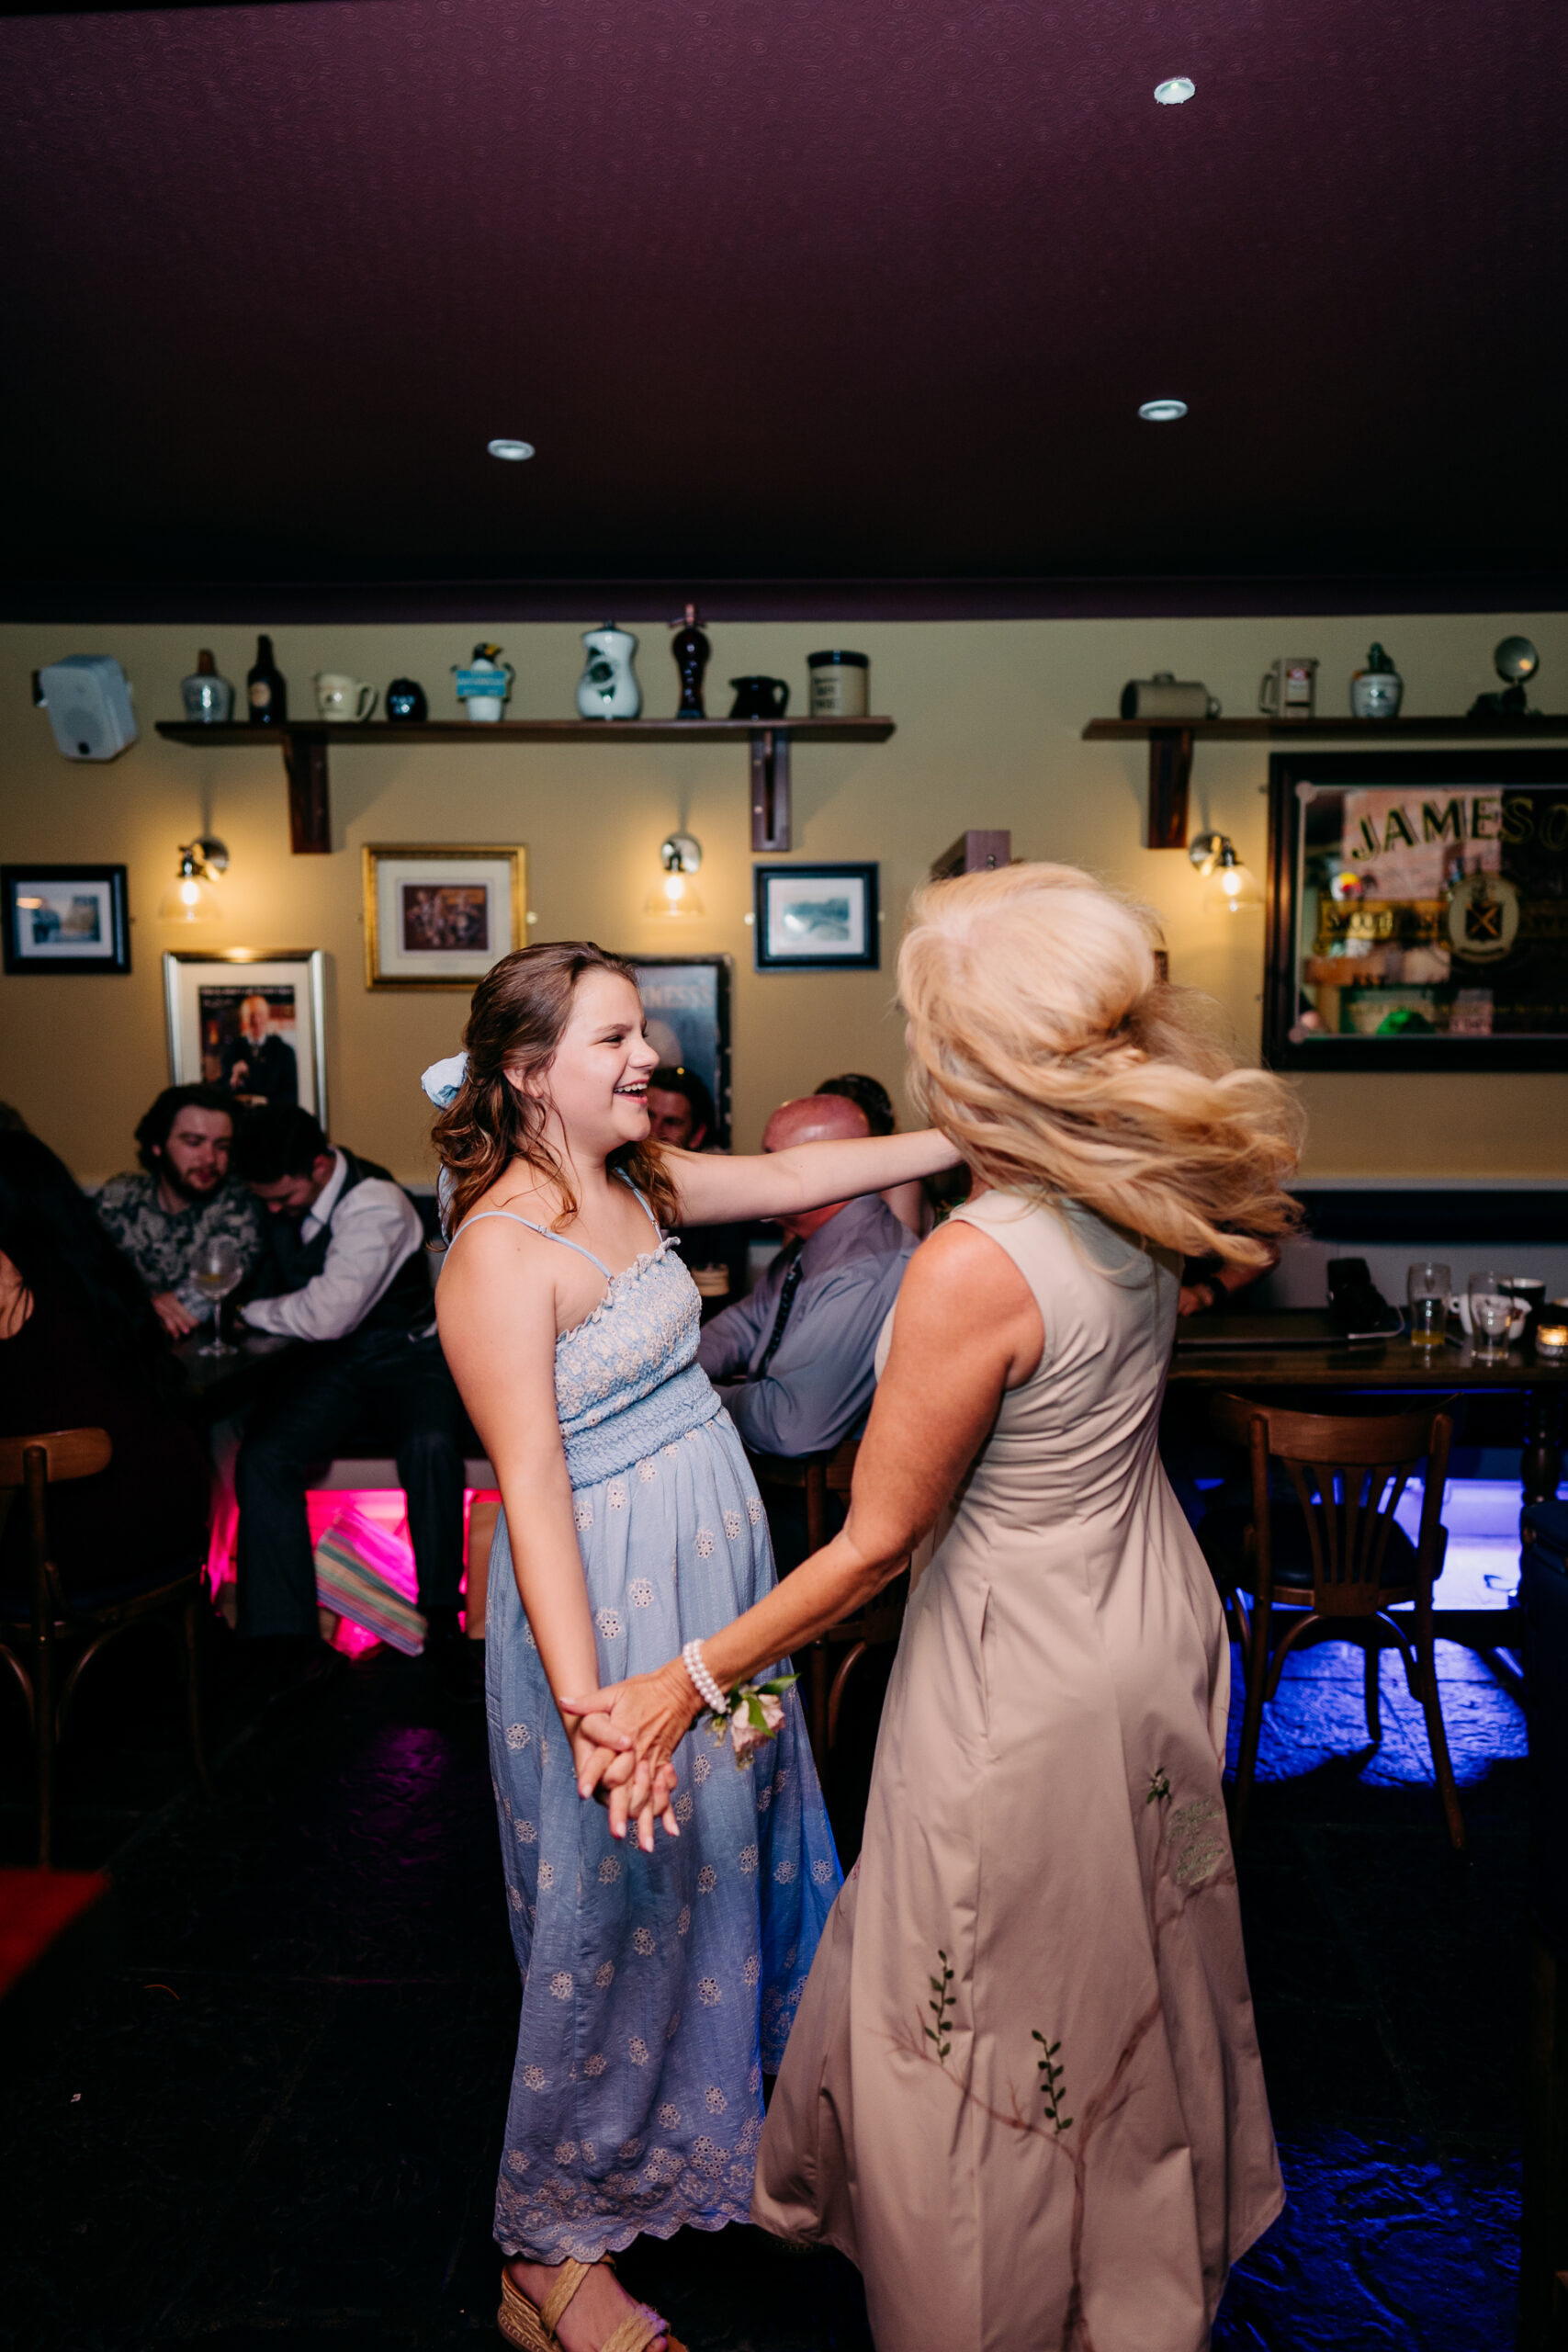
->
[451, 1180, 840, 2263]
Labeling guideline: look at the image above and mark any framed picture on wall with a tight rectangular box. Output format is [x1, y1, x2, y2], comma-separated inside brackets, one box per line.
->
[1264, 750, 1568, 1070]
[164, 950, 329, 1126]
[2, 864, 130, 975]
[624, 955, 733, 1148]
[753, 863, 880, 971]
[362, 844, 526, 989]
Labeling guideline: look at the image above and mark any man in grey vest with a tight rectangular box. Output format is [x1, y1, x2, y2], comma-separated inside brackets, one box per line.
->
[231, 1106, 469, 1683]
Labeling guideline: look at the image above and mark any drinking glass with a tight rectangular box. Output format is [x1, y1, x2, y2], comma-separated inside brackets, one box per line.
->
[190, 1234, 243, 1357]
[1469, 1271, 1514, 1363]
[1407, 1261, 1450, 1351]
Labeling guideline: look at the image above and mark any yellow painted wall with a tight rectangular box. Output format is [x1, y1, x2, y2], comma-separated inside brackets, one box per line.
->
[3, 613, 1565, 1184]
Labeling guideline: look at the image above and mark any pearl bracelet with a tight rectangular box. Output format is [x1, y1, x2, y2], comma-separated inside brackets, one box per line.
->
[682, 1639, 728, 1715]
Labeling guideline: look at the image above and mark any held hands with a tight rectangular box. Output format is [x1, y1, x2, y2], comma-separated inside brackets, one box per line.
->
[566, 1702, 684, 1853]
[560, 1661, 702, 1843]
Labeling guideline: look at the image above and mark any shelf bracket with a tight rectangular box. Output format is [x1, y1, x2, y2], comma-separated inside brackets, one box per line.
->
[282, 728, 332, 854]
[1146, 728, 1193, 850]
[750, 729, 792, 852]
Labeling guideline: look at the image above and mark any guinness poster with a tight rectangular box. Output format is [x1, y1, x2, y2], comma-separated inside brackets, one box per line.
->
[1264, 751, 1568, 1069]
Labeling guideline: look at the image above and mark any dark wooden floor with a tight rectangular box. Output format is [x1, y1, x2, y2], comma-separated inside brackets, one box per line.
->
[0, 1622, 1527, 2350]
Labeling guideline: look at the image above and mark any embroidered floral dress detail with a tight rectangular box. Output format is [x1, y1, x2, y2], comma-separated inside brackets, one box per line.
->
[451, 1178, 840, 2262]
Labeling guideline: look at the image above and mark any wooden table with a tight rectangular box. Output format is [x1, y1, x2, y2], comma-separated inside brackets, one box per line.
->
[1165, 1311, 1568, 1663]
[173, 1329, 298, 1424]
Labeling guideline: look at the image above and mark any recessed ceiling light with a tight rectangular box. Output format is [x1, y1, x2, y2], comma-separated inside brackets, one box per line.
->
[1138, 399, 1188, 423]
[1154, 76, 1195, 105]
[487, 438, 536, 461]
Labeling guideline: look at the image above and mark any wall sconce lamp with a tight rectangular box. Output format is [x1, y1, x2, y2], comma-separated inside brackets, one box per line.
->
[645, 832, 705, 919]
[158, 836, 230, 922]
[1188, 831, 1261, 916]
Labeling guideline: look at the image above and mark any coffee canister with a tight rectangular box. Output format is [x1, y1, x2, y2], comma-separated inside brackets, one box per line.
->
[807, 650, 869, 718]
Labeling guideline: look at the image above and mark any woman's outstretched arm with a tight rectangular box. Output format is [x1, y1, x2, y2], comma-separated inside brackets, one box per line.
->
[435, 1218, 676, 1848]
[560, 1216, 1043, 1799]
[663, 1126, 960, 1228]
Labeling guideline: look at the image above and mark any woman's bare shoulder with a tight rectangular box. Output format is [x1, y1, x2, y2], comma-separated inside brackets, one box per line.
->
[902, 1216, 1038, 1318]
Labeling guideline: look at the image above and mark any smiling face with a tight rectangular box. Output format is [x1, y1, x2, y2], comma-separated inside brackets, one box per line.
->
[513, 968, 658, 1161]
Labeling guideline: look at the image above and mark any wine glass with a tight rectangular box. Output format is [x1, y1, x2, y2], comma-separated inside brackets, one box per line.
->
[190, 1234, 243, 1357]
[1468, 1271, 1514, 1363]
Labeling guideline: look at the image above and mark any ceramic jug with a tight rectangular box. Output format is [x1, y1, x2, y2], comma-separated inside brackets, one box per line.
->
[577, 625, 642, 720]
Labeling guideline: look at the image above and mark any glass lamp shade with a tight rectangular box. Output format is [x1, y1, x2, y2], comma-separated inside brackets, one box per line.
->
[157, 871, 220, 922]
[1202, 855, 1263, 916]
[643, 869, 706, 918]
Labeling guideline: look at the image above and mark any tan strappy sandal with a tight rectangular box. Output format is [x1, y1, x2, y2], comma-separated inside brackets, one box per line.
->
[497, 2256, 686, 2352]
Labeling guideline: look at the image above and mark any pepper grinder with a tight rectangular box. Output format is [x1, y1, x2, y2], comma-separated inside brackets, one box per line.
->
[670, 603, 710, 719]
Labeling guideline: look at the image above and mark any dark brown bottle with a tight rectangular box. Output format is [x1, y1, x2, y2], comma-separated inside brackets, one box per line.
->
[246, 633, 287, 725]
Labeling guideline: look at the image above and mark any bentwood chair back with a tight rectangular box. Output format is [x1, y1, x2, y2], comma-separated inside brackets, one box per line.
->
[746, 1437, 908, 1774]
[0, 1429, 210, 1865]
[1199, 1393, 1462, 1852]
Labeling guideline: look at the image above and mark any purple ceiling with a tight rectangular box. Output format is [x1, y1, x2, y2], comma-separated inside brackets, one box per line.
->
[2, 0, 1564, 616]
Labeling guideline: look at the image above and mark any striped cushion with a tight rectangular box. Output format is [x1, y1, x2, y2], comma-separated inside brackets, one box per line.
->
[313, 1517, 427, 1655]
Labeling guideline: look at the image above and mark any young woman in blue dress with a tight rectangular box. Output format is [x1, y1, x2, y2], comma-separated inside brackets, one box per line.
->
[431, 941, 957, 2352]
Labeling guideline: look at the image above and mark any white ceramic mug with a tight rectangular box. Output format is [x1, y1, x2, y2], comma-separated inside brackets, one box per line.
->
[313, 673, 377, 722]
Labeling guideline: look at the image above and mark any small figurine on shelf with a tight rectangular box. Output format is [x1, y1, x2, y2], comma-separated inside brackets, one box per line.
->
[386, 677, 429, 722]
[576, 624, 641, 720]
[453, 644, 513, 723]
[180, 649, 234, 724]
[1350, 642, 1403, 720]
[671, 603, 710, 718]
[1468, 634, 1540, 720]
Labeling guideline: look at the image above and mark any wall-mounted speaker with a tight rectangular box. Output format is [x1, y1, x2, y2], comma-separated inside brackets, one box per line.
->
[37, 655, 138, 761]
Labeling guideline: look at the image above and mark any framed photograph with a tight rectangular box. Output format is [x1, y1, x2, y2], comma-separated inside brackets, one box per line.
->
[753, 863, 880, 971]
[626, 956, 733, 1148]
[1264, 751, 1568, 1071]
[2, 864, 130, 975]
[363, 844, 525, 989]
[164, 950, 329, 1125]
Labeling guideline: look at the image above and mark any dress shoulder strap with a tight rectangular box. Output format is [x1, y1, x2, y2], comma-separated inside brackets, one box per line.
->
[445, 1209, 612, 1278]
[612, 1167, 662, 1239]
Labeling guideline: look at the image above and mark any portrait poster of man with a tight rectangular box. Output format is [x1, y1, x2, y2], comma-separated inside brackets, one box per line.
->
[1268, 752, 1568, 1069]
[201, 983, 300, 1107]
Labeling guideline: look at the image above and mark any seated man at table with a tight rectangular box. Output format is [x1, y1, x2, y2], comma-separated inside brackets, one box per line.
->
[230, 1106, 471, 1684]
[96, 1083, 267, 1341]
[696, 1091, 914, 1556]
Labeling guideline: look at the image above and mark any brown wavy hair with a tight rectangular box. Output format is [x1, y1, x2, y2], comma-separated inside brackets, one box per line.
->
[899, 863, 1303, 1270]
[432, 941, 681, 1236]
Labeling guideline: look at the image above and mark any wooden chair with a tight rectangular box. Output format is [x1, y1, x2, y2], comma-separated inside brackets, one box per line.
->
[746, 1438, 908, 1773]
[0, 1430, 210, 1866]
[1197, 1393, 1463, 1852]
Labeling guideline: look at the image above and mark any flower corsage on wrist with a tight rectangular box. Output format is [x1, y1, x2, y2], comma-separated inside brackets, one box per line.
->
[682, 1639, 796, 1768]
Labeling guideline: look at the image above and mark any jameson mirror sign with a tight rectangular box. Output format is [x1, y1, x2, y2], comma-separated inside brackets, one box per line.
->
[1264, 752, 1568, 1069]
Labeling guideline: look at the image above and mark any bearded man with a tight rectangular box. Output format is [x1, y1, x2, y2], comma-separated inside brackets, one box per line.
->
[96, 1083, 266, 1340]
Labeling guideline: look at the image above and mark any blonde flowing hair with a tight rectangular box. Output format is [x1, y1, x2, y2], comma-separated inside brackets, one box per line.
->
[899, 863, 1303, 1270]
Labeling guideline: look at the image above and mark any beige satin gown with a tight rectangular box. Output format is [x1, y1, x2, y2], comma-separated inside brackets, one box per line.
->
[752, 1191, 1283, 2350]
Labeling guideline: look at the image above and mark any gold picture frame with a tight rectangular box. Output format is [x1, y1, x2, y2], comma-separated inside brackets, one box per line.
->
[362, 844, 526, 991]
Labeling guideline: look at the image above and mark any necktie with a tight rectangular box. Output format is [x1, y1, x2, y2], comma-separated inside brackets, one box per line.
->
[756, 1250, 805, 1376]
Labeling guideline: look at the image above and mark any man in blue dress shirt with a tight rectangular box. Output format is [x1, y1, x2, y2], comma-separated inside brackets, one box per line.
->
[696, 1091, 915, 1475]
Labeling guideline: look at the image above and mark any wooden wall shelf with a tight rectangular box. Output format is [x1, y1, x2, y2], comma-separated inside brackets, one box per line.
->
[154, 716, 897, 856]
[1081, 715, 1568, 849]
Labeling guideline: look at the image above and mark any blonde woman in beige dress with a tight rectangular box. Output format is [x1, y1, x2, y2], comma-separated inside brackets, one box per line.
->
[561, 864, 1303, 2351]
